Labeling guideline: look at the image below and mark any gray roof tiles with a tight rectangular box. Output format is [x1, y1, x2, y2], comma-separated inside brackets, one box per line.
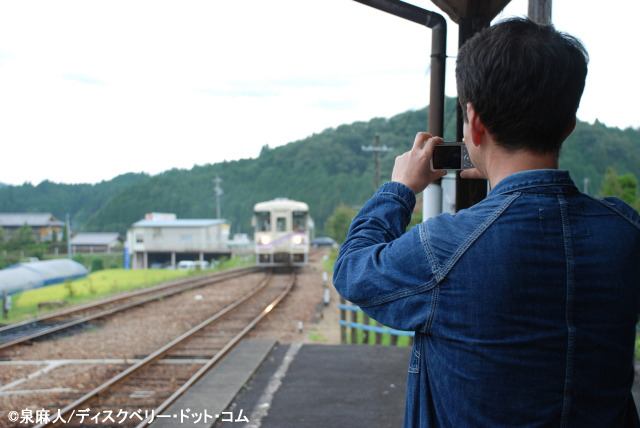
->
[0, 213, 64, 227]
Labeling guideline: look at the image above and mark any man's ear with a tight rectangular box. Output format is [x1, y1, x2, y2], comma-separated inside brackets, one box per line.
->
[561, 117, 577, 142]
[466, 102, 485, 147]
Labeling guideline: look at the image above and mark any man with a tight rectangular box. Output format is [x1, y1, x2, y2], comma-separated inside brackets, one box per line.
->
[333, 17, 640, 427]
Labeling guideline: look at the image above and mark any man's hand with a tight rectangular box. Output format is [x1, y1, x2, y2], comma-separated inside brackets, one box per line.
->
[460, 168, 485, 180]
[392, 132, 447, 194]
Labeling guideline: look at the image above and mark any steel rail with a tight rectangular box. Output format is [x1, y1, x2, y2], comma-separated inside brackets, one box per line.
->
[0, 267, 262, 350]
[34, 270, 281, 428]
[135, 270, 296, 427]
[0, 267, 261, 334]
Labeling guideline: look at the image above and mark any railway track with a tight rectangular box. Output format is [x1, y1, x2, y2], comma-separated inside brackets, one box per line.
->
[0, 267, 262, 350]
[14, 269, 296, 427]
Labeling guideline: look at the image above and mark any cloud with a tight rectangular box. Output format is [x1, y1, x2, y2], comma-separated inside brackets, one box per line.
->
[0, 0, 638, 186]
[199, 87, 280, 98]
[61, 73, 107, 86]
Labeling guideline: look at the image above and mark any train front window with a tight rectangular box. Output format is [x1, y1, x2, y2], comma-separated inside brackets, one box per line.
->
[293, 211, 307, 232]
[255, 211, 271, 232]
[277, 217, 287, 232]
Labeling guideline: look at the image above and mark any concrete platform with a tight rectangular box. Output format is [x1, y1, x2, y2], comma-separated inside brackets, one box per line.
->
[151, 339, 410, 427]
[223, 343, 410, 428]
[152, 339, 278, 428]
[153, 339, 640, 427]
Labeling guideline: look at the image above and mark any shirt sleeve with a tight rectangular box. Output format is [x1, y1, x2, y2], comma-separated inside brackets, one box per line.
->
[333, 181, 439, 332]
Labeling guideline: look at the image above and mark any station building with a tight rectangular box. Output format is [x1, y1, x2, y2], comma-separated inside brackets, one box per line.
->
[126, 213, 231, 269]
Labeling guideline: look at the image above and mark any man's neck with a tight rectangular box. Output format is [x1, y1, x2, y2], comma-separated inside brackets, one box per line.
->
[486, 148, 559, 189]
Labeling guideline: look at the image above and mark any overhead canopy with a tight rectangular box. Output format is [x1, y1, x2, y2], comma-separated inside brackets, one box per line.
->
[431, 0, 512, 23]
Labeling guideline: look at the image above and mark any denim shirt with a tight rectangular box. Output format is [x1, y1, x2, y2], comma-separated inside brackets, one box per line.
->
[333, 170, 640, 427]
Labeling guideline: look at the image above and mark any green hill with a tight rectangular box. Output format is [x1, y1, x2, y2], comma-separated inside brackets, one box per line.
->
[0, 173, 149, 228]
[1, 99, 638, 236]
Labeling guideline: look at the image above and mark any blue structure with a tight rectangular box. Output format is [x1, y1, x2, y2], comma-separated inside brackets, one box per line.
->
[0, 259, 89, 296]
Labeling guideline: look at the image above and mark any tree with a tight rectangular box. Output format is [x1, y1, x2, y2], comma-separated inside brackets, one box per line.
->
[12, 222, 35, 247]
[61, 223, 68, 244]
[600, 167, 640, 211]
[325, 204, 358, 244]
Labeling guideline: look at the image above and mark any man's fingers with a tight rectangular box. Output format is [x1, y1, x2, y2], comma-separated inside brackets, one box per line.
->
[422, 135, 443, 153]
[412, 132, 433, 150]
[460, 168, 485, 180]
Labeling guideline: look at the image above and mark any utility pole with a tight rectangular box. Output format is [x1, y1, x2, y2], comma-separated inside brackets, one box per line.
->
[213, 176, 223, 219]
[66, 214, 72, 259]
[528, 0, 552, 24]
[361, 134, 392, 190]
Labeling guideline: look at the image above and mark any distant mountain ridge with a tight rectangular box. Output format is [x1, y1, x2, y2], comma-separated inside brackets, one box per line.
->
[1, 100, 638, 236]
[0, 173, 150, 231]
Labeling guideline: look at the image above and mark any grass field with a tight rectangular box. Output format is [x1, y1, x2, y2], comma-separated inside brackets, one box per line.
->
[2, 256, 253, 324]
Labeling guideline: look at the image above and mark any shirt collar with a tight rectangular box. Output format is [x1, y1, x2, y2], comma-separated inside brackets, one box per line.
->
[490, 169, 578, 195]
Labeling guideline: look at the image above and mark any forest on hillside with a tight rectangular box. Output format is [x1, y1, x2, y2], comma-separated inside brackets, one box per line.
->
[1, 98, 639, 237]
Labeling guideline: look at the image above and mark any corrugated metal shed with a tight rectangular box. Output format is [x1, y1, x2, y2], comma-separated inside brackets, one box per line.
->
[0, 259, 89, 296]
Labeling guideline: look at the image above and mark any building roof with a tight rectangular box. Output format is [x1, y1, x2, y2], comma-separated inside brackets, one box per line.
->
[0, 213, 64, 228]
[70, 233, 122, 246]
[131, 219, 229, 228]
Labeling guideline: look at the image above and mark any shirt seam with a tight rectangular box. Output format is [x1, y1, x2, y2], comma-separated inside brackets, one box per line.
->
[419, 193, 520, 335]
[589, 196, 640, 231]
[425, 192, 521, 282]
[358, 279, 438, 308]
[494, 182, 577, 195]
[559, 193, 576, 427]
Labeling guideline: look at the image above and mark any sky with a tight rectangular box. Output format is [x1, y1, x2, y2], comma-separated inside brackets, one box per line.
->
[0, 0, 638, 186]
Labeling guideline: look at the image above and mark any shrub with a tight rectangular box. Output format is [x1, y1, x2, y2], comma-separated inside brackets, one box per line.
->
[91, 257, 104, 272]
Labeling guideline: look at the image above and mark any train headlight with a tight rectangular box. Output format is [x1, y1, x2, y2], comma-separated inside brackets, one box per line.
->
[259, 235, 272, 246]
[292, 234, 304, 245]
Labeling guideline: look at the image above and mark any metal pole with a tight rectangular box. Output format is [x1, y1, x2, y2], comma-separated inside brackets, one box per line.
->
[213, 176, 223, 219]
[361, 134, 392, 192]
[455, 17, 490, 212]
[2, 290, 9, 318]
[352, 0, 446, 221]
[353, 0, 446, 137]
[66, 214, 72, 259]
[427, 13, 446, 139]
[528, 0, 552, 25]
[375, 134, 380, 189]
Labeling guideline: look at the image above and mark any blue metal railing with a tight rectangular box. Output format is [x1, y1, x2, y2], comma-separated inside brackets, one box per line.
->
[339, 303, 414, 338]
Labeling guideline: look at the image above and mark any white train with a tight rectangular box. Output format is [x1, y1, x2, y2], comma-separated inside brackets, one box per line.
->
[253, 198, 313, 266]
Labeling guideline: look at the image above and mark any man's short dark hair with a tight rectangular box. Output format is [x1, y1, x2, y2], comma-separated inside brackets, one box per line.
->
[455, 17, 588, 154]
